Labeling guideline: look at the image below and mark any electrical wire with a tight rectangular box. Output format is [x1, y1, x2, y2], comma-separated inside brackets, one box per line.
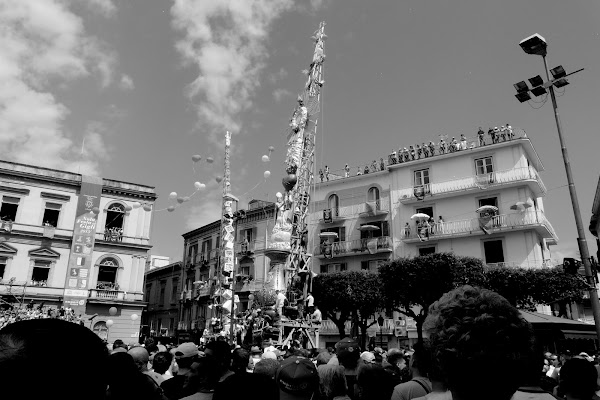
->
[528, 94, 549, 109]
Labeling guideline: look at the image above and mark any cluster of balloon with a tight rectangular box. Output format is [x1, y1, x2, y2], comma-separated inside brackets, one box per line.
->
[164, 154, 214, 213]
[263, 146, 275, 179]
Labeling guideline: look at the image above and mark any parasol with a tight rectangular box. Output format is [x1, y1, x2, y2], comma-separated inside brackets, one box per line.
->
[357, 225, 380, 232]
[510, 201, 533, 211]
[476, 205, 498, 213]
[411, 213, 431, 220]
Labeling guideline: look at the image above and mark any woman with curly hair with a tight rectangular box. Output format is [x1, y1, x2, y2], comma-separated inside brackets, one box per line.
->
[424, 285, 535, 400]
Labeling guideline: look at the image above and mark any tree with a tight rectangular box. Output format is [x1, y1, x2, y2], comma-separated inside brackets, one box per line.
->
[312, 270, 384, 345]
[483, 265, 589, 310]
[378, 253, 485, 341]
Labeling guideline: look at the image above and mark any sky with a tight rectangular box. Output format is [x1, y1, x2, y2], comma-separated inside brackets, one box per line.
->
[2, 0, 600, 263]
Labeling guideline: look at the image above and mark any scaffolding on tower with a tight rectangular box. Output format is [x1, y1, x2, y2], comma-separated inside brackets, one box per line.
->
[264, 22, 326, 349]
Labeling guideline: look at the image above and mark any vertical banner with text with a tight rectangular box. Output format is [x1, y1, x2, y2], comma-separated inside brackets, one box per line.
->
[63, 176, 103, 316]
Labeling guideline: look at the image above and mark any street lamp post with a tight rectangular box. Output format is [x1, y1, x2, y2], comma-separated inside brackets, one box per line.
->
[516, 34, 600, 344]
[377, 315, 384, 349]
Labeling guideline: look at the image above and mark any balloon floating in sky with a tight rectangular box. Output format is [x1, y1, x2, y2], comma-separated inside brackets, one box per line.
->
[131, 313, 139, 321]
[91, 206, 100, 215]
[268, 146, 275, 152]
[132, 202, 141, 209]
[206, 156, 214, 164]
[215, 176, 223, 183]
[124, 205, 132, 212]
[142, 204, 152, 212]
[176, 197, 184, 204]
[109, 307, 117, 316]
[264, 171, 271, 179]
[106, 319, 114, 327]
[167, 205, 175, 212]
[194, 181, 202, 189]
[262, 155, 270, 163]
[183, 196, 190, 202]
[192, 155, 202, 162]
[169, 192, 177, 199]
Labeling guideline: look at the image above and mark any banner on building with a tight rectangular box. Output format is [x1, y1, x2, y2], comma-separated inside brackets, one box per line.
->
[62, 175, 103, 316]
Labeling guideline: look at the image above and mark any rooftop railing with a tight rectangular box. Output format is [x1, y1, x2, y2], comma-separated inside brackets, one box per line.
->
[398, 166, 545, 201]
[314, 236, 393, 257]
[402, 211, 558, 242]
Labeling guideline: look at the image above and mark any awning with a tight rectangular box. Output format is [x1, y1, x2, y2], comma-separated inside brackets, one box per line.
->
[562, 330, 599, 340]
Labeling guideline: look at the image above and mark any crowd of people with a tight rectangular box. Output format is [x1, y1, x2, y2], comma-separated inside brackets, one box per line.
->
[319, 125, 516, 182]
[0, 302, 84, 330]
[2, 285, 600, 400]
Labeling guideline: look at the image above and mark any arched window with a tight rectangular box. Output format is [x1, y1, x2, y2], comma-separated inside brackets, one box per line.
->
[93, 321, 108, 340]
[328, 194, 339, 217]
[96, 257, 119, 290]
[104, 203, 125, 241]
[367, 187, 380, 211]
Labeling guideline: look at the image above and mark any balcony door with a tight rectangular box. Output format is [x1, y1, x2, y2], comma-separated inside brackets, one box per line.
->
[359, 221, 388, 239]
[478, 197, 499, 217]
[328, 194, 340, 217]
[483, 240, 505, 264]
[97, 257, 119, 290]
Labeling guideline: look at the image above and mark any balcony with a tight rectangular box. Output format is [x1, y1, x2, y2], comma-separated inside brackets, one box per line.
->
[398, 167, 546, 204]
[401, 211, 558, 243]
[96, 231, 150, 246]
[314, 236, 393, 258]
[313, 198, 390, 223]
[88, 289, 144, 301]
[0, 280, 64, 298]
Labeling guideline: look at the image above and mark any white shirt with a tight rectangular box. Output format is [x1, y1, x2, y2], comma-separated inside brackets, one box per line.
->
[276, 292, 286, 308]
[306, 295, 314, 307]
[312, 309, 322, 323]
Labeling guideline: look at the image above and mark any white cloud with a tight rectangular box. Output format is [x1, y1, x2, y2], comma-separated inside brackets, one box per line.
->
[0, 0, 117, 175]
[77, 0, 117, 17]
[185, 198, 222, 230]
[171, 0, 294, 139]
[119, 74, 134, 90]
[272, 88, 292, 102]
[268, 67, 288, 84]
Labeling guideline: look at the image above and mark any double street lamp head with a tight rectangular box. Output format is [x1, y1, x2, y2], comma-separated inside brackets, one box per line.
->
[520, 33, 547, 56]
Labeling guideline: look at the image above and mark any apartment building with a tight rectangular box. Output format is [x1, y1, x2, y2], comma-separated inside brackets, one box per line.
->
[178, 199, 275, 343]
[0, 160, 156, 342]
[143, 261, 181, 341]
[311, 133, 558, 345]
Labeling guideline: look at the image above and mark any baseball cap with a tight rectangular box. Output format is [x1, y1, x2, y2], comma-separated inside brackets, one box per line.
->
[335, 338, 359, 353]
[174, 342, 200, 359]
[277, 356, 319, 400]
[251, 345, 262, 355]
[360, 351, 375, 363]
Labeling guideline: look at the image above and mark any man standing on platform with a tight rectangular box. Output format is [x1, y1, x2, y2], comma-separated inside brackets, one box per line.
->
[276, 289, 287, 318]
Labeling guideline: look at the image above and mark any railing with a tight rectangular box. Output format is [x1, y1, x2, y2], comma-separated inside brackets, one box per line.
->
[485, 259, 558, 269]
[398, 166, 545, 201]
[313, 198, 390, 222]
[319, 318, 395, 335]
[96, 281, 119, 290]
[402, 211, 557, 241]
[96, 231, 150, 246]
[314, 236, 393, 257]
[29, 280, 48, 287]
[89, 288, 120, 300]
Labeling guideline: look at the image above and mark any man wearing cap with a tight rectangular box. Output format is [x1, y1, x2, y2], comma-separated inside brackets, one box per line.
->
[277, 356, 319, 400]
[160, 342, 199, 400]
[328, 338, 361, 399]
[129, 346, 165, 385]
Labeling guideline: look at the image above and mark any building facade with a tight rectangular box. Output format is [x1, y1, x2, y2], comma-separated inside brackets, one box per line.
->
[143, 261, 181, 342]
[0, 160, 155, 342]
[146, 255, 171, 272]
[311, 134, 559, 345]
[178, 199, 276, 342]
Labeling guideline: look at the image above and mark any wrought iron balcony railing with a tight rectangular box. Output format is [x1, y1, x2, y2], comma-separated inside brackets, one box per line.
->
[314, 236, 393, 257]
[402, 211, 557, 242]
[398, 166, 546, 202]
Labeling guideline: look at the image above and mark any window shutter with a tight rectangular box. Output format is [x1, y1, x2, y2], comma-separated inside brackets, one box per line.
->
[340, 227, 346, 242]
[382, 221, 389, 237]
[252, 227, 257, 242]
[248, 260, 255, 278]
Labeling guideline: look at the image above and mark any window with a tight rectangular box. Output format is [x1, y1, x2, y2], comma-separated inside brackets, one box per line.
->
[42, 202, 61, 227]
[200, 272, 209, 282]
[187, 244, 198, 264]
[328, 194, 339, 217]
[31, 260, 50, 286]
[320, 227, 345, 243]
[159, 282, 166, 305]
[418, 246, 436, 256]
[475, 157, 494, 175]
[0, 258, 6, 280]
[361, 260, 384, 271]
[359, 221, 388, 239]
[171, 279, 178, 303]
[367, 187, 380, 203]
[414, 169, 430, 187]
[478, 197, 499, 217]
[415, 207, 434, 219]
[240, 228, 254, 243]
[483, 240, 505, 264]
[239, 265, 251, 276]
[201, 239, 212, 260]
[170, 318, 175, 332]
[97, 257, 118, 289]
[0, 196, 19, 222]
[105, 203, 125, 231]
[146, 285, 152, 302]
[319, 263, 347, 273]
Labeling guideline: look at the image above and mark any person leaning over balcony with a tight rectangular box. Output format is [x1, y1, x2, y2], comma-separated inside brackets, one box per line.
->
[500, 125, 507, 142]
[344, 164, 350, 177]
[404, 223, 411, 238]
[506, 123, 514, 139]
[488, 127, 495, 144]
[319, 169, 324, 182]
[364, 165, 370, 174]
[460, 134, 467, 150]
[325, 165, 330, 181]
[380, 157, 385, 171]
[416, 144, 423, 159]
[356, 167, 362, 176]
[390, 150, 397, 165]
[438, 139, 446, 155]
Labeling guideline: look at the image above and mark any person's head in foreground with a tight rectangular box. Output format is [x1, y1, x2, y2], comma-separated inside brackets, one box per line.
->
[559, 358, 598, 400]
[0, 319, 109, 400]
[276, 355, 319, 400]
[317, 364, 348, 400]
[424, 285, 534, 400]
